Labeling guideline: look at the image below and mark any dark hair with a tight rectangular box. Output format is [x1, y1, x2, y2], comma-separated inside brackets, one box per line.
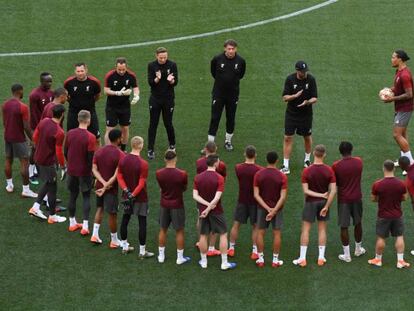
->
[245, 145, 256, 159]
[40, 72, 52, 79]
[164, 150, 176, 161]
[11, 83, 23, 94]
[206, 154, 219, 167]
[156, 47, 168, 54]
[224, 39, 238, 47]
[108, 128, 122, 143]
[339, 141, 353, 156]
[314, 144, 326, 158]
[74, 62, 86, 68]
[204, 141, 217, 154]
[398, 156, 410, 170]
[116, 57, 127, 65]
[395, 50, 410, 62]
[266, 151, 278, 164]
[52, 104, 65, 119]
[383, 159, 395, 172]
[53, 87, 67, 98]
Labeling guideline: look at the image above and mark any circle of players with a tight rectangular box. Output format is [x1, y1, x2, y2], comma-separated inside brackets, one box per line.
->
[3, 50, 413, 272]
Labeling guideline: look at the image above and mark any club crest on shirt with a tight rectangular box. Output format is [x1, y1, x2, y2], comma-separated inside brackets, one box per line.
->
[305, 83, 309, 89]
[42, 99, 45, 104]
[126, 80, 129, 85]
[235, 64, 238, 69]
[114, 81, 118, 86]
[167, 69, 170, 75]
[293, 84, 297, 89]
[73, 86, 77, 91]
[86, 86, 90, 92]
[396, 77, 400, 83]
[221, 63, 224, 68]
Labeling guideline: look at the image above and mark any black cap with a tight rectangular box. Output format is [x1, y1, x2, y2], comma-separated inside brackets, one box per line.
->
[395, 50, 410, 62]
[295, 61, 308, 72]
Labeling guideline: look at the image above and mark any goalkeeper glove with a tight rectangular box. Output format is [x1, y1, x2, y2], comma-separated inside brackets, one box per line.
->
[115, 87, 126, 96]
[131, 95, 140, 105]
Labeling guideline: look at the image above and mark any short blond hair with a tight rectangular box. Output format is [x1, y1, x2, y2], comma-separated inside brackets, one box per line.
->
[78, 110, 91, 124]
[131, 136, 144, 150]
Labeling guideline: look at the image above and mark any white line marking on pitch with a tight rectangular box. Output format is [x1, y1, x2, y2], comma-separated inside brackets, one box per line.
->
[0, 0, 338, 57]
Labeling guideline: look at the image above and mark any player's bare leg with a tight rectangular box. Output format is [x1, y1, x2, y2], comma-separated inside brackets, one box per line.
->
[175, 228, 190, 265]
[272, 229, 283, 267]
[228, 221, 240, 256]
[339, 226, 352, 262]
[207, 232, 220, 256]
[293, 221, 311, 267]
[4, 157, 13, 192]
[303, 135, 313, 166]
[251, 224, 258, 258]
[198, 234, 208, 268]
[120, 126, 129, 151]
[317, 221, 327, 266]
[219, 232, 236, 270]
[158, 227, 168, 263]
[91, 207, 104, 244]
[256, 228, 266, 266]
[20, 157, 36, 198]
[282, 135, 294, 174]
[369, 236, 385, 267]
[108, 213, 120, 248]
[395, 236, 409, 268]
[104, 126, 114, 145]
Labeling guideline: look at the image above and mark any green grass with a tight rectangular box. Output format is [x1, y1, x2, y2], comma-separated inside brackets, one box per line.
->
[1, 1, 414, 310]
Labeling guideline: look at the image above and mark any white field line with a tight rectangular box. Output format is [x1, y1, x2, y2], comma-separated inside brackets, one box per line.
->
[0, 0, 338, 57]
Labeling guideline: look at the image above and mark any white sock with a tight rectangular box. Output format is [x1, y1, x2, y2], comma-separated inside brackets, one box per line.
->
[69, 217, 77, 227]
[355, 241, 362, 250]
[177, 249, 184, 260]
[225, 132, 233, 142]
[34, 165, 38, 174]
[22, 184, 30, 192]
[82, 220, 89, 230]
[208, 135, 215, 142]
[208, 246, 215, 252]
[343, 245, 350, 257]
[6, 178, 13, 187]
[401, 150, 404, 157]
[304, 153, 311, 162]
[375, 253, 382, 260]
[318, 245, 326, 259]
[252, 244, 258, 253]
[299, 245, 307, 260]
[397, 253, 404, 261]
[159, 246, 165, 255]
[92, 223, 100, 237]
[122, 240, 129, 251]
[32, 202, 41, 211]
[140, 245, 146, 255]
[200, 253, 207, 263]
[257, 252, 264, 262]
[229, 242, 236, 249]
[43, 194, 48, 202]
[110, 232, 118, 243]
[283, 158, 289, 168]
[403, 151, 414, 164]
[29, 164, 35, 178]
[221, 253, 228, 265]
[273, 253, 279, 262]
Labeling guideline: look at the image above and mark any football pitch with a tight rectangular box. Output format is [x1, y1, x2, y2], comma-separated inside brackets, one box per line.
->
[1, 0, 414, 310]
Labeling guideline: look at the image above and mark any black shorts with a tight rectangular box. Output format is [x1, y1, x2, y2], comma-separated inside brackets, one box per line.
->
[233, 203, 257, 225]
[38, 165, 57, 183]
[106, 106, 131, 127]
[284, 115, 312, 136]
[199, 212, 227, 235]
[96, 192, 118, 214]
[302, 200, 329, 223]
[67, 175, 93, 193]
[256, 207, 283, 230]
[159, 207, 185, 230]
[376, 217, 404, 238]
[5, 141, 29, 159]
[337, 201, 362, 227]
[123, 202, 149, 217]
[67, 110, 100, 138]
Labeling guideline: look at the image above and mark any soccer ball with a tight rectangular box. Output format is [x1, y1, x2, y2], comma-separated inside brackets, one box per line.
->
[379, 87, 394, 100]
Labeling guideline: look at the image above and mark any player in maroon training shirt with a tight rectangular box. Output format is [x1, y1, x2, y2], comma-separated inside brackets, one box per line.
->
[28, 72, 53, 184]
[195, 141, 227, 256]
[228, 145, 262, 260]
[64, 110, 97, 235]
[253, 151, 287, 268]
[2, 84, 37, 198]
[156, 150, 190, 265]
[28, 105, 66, 223]
[90, 129, 124, 247]
[369, 160, 410, 269]
[117, 136, 154, 258]
[193, 154, 236, 271]
[41, 88, 68, 123]
[332, 141, 366, 262]
[381, 50, 414, 166]
[104, 57, 140, 151]
[293, 145, 336, 267]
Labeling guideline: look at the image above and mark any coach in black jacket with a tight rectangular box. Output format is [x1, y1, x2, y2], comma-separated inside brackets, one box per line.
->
[147, 47, 178, 160]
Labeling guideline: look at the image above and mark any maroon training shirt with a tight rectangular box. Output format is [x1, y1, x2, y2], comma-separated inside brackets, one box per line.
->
[332, 156, 363, 203]
[93, 144, 124, 195]
[156, 167, 188, 209]
[65, 128, 96, 176]
[2, 98, 29, 143]
[371, 177, 406, 218]
[33, 118, 65, 166]
[393, 67, 413, 112]
[41, 102, 64, 127]
[235, 162, 262, 204]
[196, 156, 227, 178]
[253, 167, 287, 210]
[193, 170, 225, 214]
[29, 87, 53, 130]
[117, 154, 149, 203]
[301, 164, 336, 202]
[405, 164, 414, 196]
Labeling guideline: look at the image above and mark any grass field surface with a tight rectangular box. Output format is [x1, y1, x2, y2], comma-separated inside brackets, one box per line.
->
[1, 1, 414, 310]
